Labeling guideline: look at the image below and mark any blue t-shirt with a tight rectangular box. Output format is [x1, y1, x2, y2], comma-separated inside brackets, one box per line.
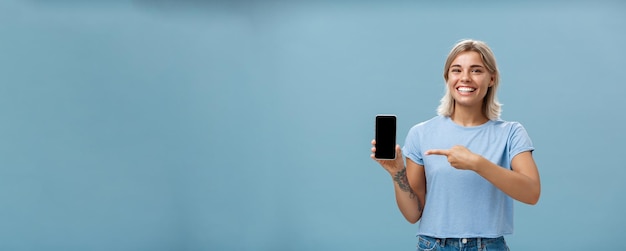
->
[402, 115, 534, 238]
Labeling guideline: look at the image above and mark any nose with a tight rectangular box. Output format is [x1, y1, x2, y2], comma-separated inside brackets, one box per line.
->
[461, 70, 471, 82]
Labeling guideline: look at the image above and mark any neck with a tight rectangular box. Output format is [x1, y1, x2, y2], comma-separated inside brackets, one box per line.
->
[450, 104, 488, 127]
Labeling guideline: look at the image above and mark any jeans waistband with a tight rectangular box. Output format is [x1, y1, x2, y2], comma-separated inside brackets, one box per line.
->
[421, 235, 504, 248]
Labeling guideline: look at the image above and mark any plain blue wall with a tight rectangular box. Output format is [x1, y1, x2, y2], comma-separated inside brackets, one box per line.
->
[1, 0, 625, 250]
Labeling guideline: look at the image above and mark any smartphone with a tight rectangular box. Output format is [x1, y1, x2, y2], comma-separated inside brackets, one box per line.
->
[375, 114, 397, 160]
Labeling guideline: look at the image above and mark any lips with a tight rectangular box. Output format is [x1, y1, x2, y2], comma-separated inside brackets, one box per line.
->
[456, 87, 476, 93]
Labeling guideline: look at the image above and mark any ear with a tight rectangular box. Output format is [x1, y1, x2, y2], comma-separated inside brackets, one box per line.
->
[489, 76, 494, 87]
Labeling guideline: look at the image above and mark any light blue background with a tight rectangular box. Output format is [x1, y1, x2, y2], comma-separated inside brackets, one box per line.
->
[1, 0, 625, 250]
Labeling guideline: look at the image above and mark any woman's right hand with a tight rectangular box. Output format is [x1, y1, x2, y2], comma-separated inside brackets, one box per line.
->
[371, 139, 405, 176]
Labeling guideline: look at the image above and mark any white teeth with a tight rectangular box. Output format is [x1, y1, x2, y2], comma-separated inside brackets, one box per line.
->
[457, 87, 476, 92]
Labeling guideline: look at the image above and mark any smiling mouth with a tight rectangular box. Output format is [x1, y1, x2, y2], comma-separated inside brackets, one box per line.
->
[457, 87, 476, 93]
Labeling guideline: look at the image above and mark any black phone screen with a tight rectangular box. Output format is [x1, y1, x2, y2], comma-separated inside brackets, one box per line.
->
[375, 115, 396, 159]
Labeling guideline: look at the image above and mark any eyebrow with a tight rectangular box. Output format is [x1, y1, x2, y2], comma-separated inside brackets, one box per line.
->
[450, 64, 485, 68]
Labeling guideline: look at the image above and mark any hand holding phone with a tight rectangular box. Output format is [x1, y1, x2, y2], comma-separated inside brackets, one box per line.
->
[375, 114, 397, 160]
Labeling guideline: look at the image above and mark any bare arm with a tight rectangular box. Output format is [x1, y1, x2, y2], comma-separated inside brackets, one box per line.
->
[372, 141, 426, 223]
[474, 151, 540, 204]
[395, 157, 426, 223]
[426, 146, 540, 205]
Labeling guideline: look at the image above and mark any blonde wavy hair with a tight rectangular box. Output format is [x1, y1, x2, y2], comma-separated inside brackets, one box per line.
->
[437, 39, 502, 120]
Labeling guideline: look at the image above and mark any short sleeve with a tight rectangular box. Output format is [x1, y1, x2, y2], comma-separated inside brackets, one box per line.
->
[508, 122, 535, 161]
[402, 125, 424, 165]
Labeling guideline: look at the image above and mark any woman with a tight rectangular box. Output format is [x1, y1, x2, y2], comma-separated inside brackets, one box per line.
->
[371, 39, 540, 251]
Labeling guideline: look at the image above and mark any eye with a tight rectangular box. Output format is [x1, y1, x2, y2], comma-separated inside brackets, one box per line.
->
[471, 68, 483, 73]
[450, 68, 461, 73]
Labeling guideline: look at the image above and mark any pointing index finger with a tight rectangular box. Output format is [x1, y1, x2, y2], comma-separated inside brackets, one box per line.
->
[425, 149, 450, 156]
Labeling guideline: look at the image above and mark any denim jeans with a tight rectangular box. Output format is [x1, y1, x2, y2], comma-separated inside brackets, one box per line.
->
[416, 235, 510, 251]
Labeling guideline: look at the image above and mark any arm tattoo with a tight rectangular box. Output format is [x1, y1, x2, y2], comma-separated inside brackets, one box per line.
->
[393, 168, 423, 212]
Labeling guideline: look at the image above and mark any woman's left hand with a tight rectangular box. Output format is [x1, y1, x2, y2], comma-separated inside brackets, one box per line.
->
[424, 145, 481, 171]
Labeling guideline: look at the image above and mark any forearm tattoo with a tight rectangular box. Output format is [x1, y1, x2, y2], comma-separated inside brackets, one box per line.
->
[393, 168, 423, 212]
